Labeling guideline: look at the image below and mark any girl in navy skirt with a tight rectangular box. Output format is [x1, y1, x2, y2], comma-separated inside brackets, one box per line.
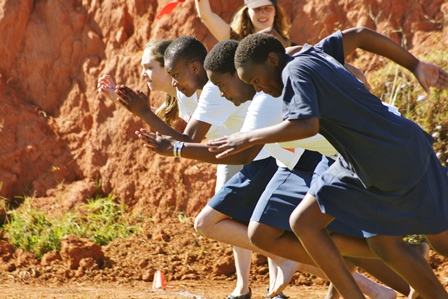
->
[208, 27, 448, 298]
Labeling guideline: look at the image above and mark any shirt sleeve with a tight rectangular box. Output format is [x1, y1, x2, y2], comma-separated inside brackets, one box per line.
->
[282, 63, 320, 121]
[314, 30, 345, 65]
[192, 81, 237, 127]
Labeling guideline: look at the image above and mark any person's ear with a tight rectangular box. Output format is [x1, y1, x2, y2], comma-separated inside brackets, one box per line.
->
[191, 61, 201, 74]
[267, 52, 279, 67]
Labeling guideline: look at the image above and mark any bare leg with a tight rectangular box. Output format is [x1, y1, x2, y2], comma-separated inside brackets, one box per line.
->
[325, 265, 397, 299]
[248, 221, 327, 297]
[249, 217, 399, 298]
[426, 230, 448, 257]
[249, 217, 383, 298]
[353, 272, 396, 299]
[231, 246, 252, 296]
[267, 258, 292, 299]
[367, 235, 448, 299]
[268, 258, 277, 292]
[407, 242, 429, 299]
[214, 164, 245, 296]
[195, 206, 300, 297]
[290, 194, 365, 298]
[346, 257, 414, 297]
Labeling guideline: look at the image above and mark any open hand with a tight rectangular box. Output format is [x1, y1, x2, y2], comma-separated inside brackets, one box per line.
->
[206, 132, 252, 159]
[414, 61, 448, 94]
[135, 128, 176, 157]
[97, 75, 119, 103]
[116, 86, 151, 118]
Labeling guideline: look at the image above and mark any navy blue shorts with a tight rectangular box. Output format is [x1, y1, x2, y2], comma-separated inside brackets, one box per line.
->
[207, 157, 278, 224]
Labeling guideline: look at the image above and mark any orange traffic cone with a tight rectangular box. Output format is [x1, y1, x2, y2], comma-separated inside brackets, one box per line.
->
[152, 270, 174, 289]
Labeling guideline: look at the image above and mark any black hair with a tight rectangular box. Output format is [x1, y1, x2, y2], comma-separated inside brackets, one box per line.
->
[235, 33, 285, 68]
[204, 40, 239, 75]
[164, 36, 208, 65]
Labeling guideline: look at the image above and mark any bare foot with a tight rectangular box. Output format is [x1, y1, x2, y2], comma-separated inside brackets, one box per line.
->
[353, 272, 397, 299]
[266, 259, 300, 297]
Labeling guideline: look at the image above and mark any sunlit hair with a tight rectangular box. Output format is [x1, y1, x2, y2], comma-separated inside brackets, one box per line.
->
[229, 3, 290, 44]
[164, 36, 208, 65]
[204, 40, 239, 75]
[143, 39, 179, 127]
[235, 33, 285, 68]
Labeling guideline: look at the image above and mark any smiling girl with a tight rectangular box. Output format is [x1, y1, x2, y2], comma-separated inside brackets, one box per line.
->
[195, 0, 290, 45]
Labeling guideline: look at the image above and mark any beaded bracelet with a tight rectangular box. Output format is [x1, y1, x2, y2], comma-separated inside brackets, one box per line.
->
[173, 141, 184, 158]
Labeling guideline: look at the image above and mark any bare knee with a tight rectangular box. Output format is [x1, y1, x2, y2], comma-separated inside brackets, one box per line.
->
[289, 195, 326, 238]
[366, 236, 405, 263]
[194, 206, 221, 237]
[289, 207, 305, 236]
[426, 231, 448, 258]
[248, 221, 276, 251]
[193, 213, 205, 234]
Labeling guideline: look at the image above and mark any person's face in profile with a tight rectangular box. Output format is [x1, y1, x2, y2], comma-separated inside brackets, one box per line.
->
[141, 49, 172, 93]
[165, 58, 201, 97]
[237, 54, 283, 98]
[207, 70, 256, 106]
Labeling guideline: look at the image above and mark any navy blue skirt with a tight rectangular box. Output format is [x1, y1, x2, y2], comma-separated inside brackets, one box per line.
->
[250, 166, 312, 232]
[252, 155, 364, 238]
[310, 153, 448, 237]
[250, 150, 321, 231]
[207, 157, 278, 224]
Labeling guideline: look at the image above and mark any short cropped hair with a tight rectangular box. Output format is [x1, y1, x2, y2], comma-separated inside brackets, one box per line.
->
[204, 40, 239, 75]
[235, 33, 285, 68]
[164, 36, 208, 65]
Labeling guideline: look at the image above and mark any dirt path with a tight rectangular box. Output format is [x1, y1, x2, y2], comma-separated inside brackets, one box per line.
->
[0, 280, 328, 299]
[0, 218, 447, 298]
[0, 280, 429, 299]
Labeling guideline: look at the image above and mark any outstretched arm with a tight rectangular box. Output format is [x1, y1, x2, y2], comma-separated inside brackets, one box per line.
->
[342, 27, 448, 93]
[207, 118, 319, 159]
[195, 0, 231, 41]
[136, 129, 261, 164]
[115, 86, 209, 143]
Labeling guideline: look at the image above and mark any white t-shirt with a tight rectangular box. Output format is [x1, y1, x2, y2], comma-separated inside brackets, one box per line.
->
[242, 92, 309, 166]
[176, 87, 233, 139]
[192, 81, 251, 140]
[176, 89, 198, 123]
[241, 92, 287, 162]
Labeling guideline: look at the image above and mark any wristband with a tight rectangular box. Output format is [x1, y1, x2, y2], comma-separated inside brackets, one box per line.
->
[173, 141, 184, 158]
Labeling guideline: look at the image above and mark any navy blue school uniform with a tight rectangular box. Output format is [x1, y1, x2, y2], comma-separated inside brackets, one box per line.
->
[282, 31, 448, 237]
[207, 157, 278, 224]
[251, 155, 364, 238]
[250, 150, 322, 231]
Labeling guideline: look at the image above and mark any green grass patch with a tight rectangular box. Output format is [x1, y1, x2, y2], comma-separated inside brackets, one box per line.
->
[1, 195, 141, 260]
